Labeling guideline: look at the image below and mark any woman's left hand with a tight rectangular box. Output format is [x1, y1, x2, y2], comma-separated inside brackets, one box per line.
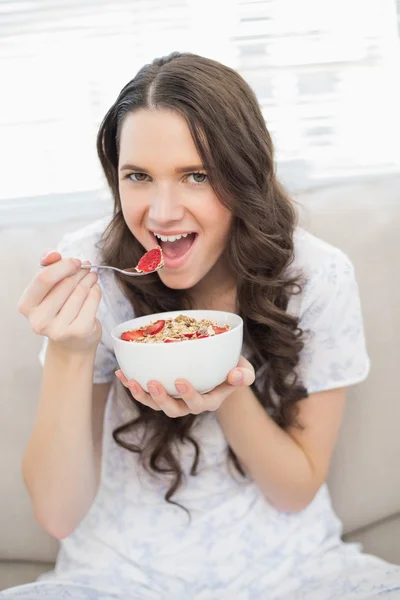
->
[115, 356, 255, 418]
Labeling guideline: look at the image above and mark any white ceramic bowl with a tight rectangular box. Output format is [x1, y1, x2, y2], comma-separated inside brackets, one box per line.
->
[111, 310, 243, 397]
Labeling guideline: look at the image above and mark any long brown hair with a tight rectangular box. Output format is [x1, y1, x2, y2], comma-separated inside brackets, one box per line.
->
[96, 52, 307, 507]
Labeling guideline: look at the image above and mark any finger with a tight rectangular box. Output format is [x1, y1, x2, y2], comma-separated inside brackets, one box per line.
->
[115, 372, 190, 416]
[40, 249, 62, 267]
[27, 266, 95, 334]
[226, 355, 255, 387]
[147, 381, 190, 418]
[115, 370, 130, 386]
[61, 283, 102, 340]
[175, 358, 256, 413]
[114, 372, 162, 411]
[125, 379, 163, 411]
[173, 380, 205, 414]
[227, 365, 255, 388]
[50, 271, 99, 327]
[19, 257, 83, 315]
[175, 379, 232, 412]
[236, 355, 255, 372]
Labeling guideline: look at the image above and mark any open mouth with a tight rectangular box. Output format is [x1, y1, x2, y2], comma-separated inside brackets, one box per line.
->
[151, 232, 197, 263]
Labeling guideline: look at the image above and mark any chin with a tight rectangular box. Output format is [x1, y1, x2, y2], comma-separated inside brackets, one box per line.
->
[157, 270, 203, 291]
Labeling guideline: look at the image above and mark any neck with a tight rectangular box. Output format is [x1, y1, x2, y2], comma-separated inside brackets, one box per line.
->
[189, 259, 237, 313]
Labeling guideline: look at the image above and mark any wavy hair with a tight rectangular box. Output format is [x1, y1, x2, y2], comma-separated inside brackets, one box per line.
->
[96, 52, 307, 507]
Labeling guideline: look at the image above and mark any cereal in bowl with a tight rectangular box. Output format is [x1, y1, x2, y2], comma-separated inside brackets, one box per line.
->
[120, 314, 231, 343]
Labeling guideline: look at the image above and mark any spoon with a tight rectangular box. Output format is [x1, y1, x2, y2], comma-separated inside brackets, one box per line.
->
[80, 246, 164, 277]
[80, 264, 161, 277]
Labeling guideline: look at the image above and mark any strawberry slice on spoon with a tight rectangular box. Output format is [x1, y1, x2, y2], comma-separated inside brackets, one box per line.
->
[135, 246, 164, 273]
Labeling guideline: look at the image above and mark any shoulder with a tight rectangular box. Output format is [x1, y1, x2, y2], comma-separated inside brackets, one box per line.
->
[289, 230, 370, 391]
[292, 227, 353, 281]
[288, 227, 356, 318]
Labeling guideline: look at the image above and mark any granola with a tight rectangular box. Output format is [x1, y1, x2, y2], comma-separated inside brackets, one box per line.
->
[120, 314, 231, 343]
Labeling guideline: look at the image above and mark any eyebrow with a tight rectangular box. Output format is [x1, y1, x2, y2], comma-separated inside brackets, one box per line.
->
[119, 163, 205, 173]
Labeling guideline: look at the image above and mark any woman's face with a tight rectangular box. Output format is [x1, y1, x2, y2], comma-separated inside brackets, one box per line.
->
[118, 109, 233, 292]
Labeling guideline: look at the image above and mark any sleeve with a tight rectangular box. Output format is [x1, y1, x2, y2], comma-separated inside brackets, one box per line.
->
[297, 251, 371, 394]
[38, 229, 120, 384]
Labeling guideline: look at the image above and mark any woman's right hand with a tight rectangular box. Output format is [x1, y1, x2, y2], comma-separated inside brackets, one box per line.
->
[18, 249, 102, 353]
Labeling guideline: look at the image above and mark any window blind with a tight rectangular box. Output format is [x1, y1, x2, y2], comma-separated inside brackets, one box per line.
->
[0, 0, 399, 210]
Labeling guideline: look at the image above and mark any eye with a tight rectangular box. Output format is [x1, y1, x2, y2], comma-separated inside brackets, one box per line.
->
[128, 172, 150, 182]
[187, 172, 208, 184]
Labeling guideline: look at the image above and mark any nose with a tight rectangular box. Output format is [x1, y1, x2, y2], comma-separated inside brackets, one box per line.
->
[147, 183, 185, 224]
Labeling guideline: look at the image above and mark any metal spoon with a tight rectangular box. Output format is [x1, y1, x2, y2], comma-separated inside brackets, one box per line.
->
[80, 263, 162, 277]
[40, 246, 163, 277]
[81, 246, 164, 276]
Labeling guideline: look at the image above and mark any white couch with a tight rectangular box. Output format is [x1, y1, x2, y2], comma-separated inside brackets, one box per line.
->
[1, 176, 400, 591]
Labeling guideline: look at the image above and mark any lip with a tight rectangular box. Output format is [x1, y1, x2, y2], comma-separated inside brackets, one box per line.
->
[150, 232, 198, 270]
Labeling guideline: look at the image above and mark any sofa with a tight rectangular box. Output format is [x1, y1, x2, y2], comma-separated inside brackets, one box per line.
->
[1, 175, 399, 591]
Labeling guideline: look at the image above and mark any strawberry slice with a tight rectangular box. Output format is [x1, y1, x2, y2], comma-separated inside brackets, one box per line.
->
[135, 246, 164, 273]
[121, 329, 145, 342]
[184, 333, 195, 338]
[196, 333, 209, 339]
[212, 325, 229, 335]
[144, 320, 165, 336]
[164, 338, 179, 343]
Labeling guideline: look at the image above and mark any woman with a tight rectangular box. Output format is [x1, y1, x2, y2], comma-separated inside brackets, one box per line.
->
[5, 52, 400, 600]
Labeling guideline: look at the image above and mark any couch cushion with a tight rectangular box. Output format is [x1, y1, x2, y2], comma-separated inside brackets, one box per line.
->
[0, 219, 91, 562]
[0, 561, 53, 592]
[297, 176, 400, 533]
[344, 513, 400, 566]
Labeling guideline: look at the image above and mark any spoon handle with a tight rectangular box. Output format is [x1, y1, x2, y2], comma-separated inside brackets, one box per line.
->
[80, 264, 145, 276]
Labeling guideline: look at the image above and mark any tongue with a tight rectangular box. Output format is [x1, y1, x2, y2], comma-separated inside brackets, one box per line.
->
[161, 234, 195, 259]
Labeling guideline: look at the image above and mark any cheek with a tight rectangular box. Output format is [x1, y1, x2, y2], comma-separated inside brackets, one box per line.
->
[208, 206, 232, 247]
[120, 195, 145, 229]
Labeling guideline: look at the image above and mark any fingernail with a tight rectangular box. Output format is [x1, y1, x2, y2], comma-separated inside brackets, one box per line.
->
[115, 370, 121, 378]
[231, 370, 242, 385]
[73, 258, 81, 268]
[175, 382, 187, 394]
[41, 249, 56, 260]
[147, 384, 159, 397]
